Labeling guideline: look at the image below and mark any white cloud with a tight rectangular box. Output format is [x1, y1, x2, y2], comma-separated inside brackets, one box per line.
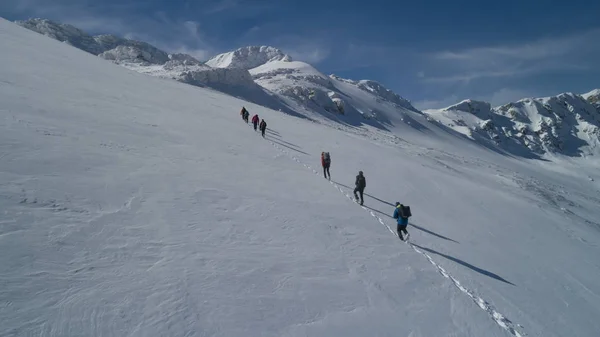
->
[413, 95, 461, 110]
[182, 21, 202, 41]
[204, 0, 239, 14]
[254, 33, 333, 64]
[423, 28, 600, 84]
[284, 47, 331, 64]
[170, 46, 213, 61]
[5, 0, 215, 60]
[486, 88, 538, 107]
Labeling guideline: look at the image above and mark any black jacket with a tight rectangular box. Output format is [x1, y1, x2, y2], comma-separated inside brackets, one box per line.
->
[355, 174, 366, 189]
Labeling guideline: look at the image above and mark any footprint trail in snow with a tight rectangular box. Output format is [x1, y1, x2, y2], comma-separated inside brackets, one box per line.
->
[266, 135, 527, 337]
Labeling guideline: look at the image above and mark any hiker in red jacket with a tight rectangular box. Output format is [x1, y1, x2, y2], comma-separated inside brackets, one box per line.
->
[251, 114, 259, 131]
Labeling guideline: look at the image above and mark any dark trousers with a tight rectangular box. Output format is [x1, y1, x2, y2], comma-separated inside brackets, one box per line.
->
[353, 187, 364, 204]
[253, 122, 258, 130]
[323, 165, 330, 179]
[261, 128, 266, 137]
[397, 224, 409, 240]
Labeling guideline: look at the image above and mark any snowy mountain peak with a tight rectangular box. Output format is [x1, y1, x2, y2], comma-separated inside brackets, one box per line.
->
[205, 46, 292, 69]
[16, 18, 105, 55]
[355, 79, 416, 110]
[582, 89, 600, 99]
[426, 91, 600, 157]
[443, 99, 492, 116]
[16, 19, 174, 65]
[582, 89, 600, 111]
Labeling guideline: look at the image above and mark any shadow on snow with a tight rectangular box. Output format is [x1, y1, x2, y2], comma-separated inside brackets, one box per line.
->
[411, 243, 515, 286]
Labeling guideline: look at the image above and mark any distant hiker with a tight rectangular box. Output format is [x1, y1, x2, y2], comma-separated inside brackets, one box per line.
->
[244, 109, 250, 123]
[393, 202, 412, 241]
[252, 114, 259, 131]
[321, 152, 331, 180]
[240, 107, 249, 122]
[259, 119, 267, 137]
[353, 171, 366, 205]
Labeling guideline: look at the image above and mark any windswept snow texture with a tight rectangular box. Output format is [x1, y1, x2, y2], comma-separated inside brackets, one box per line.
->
[3, 18, 600, 337]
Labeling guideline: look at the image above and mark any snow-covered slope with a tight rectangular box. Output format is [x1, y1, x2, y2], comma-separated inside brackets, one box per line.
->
[15, 18, 600, 159]
[15, 19, 170, 65]
[3, 17, 600, 337]
[248, 59, 421, 132]
[206, 46, 292, 69]
[15, 18, 284, 110]
[15, 18, 422, 130]
[425, 93, 600, 158]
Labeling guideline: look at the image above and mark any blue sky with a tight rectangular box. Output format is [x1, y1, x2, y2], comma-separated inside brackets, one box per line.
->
[2, 0, 599, 109]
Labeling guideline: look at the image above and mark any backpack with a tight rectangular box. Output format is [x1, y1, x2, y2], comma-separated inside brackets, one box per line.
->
[399, 204, 412, 218]
[323, 152, 331, 164]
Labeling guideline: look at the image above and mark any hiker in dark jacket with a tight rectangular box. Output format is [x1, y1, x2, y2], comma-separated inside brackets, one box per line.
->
[241, 107, 249, 123]
[353, 171, 366, 205]
[321, 152, 331, 180]
[240, 107, 246, 121]
[259, 119, 267, 137]
[251, 114, 259, 131]
[393, 202, 410, 241]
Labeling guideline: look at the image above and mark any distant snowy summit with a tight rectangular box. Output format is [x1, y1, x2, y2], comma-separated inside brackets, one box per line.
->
[14, 18, 600, 158]
[425, 91, 600, 157]
[16, 18, 417, 125]
[16, 19, 176, 65]
[17, 18, 106, 55]
[583, 89, 600, 110]
[443, 99, 492, 116]
[206, 46, 292, 69]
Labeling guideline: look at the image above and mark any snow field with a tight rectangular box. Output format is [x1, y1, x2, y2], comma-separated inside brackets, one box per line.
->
[2, 18, 600, 337]
[0, 19, 504, 337]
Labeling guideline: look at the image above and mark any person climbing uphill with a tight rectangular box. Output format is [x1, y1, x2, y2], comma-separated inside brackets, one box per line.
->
[240, 107, 247, 122]
[353, 171, 366, 205]
[321, 152, 331, 180]
[251, 114, 259, 131]
[259, 119, 267, 137]
[240, 107, 250, 123]
[393, 202, 411, 241]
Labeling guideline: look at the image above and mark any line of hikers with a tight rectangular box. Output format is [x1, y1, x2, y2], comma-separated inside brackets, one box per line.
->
[321, 152, 412, 241]
[241, 106, 267, 137]
[241, 107, 412, 241]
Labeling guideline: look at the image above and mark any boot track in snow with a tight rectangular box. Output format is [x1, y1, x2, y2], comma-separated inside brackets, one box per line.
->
[261, 128, 526, 337]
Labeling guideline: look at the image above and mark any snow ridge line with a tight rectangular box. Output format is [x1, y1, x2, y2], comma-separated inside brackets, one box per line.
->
[266, 139, 526, 337]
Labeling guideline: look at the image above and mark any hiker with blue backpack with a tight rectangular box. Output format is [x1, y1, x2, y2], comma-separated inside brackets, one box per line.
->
[393, 202, 411, 241]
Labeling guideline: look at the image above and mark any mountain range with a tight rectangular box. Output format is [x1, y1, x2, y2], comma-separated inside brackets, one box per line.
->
[16, 18, 600, 159]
